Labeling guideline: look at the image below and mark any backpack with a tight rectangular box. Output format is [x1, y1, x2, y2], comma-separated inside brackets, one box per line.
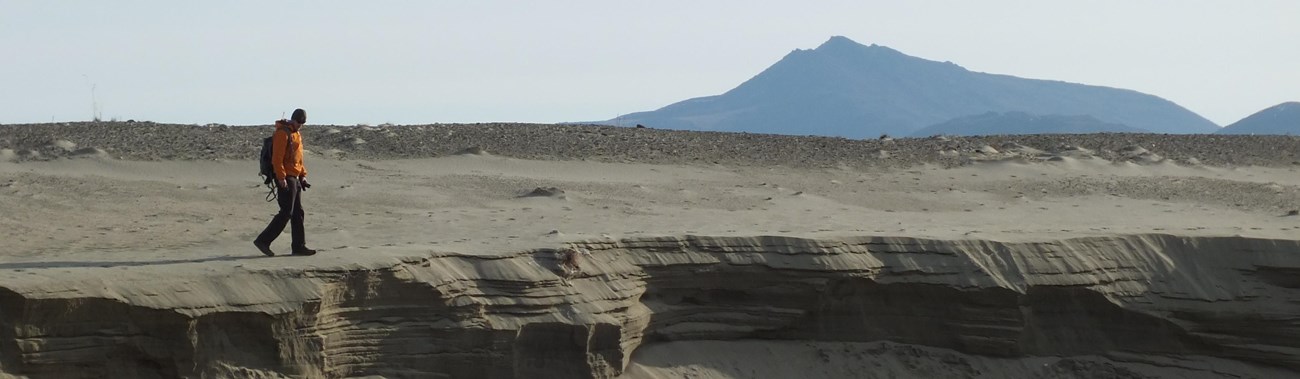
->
[258, 126, 290, 201]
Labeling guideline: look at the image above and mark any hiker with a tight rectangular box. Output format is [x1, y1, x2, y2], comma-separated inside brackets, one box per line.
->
[254, 108, 317, 256]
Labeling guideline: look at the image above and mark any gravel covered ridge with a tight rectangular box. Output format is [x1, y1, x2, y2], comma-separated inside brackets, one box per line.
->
[3, 121, 1300, 168]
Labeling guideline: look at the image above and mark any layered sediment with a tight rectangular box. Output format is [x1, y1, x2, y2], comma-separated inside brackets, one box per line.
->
[2, 234, 1298, 378]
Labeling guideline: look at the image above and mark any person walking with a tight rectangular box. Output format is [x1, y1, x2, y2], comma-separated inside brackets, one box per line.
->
[254, 108, 317, 256]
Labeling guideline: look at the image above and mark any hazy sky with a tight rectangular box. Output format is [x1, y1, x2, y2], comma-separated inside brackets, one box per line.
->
[3, 1, 1297, 127]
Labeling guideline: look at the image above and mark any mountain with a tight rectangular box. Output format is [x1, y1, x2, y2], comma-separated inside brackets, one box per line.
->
[1216, 102, 1300, 135]
[606, 36, 1218, 138]
[911, 111, 1149, 137]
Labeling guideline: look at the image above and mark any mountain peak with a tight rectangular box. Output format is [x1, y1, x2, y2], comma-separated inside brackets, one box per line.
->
[606, 36, 1218, 137]
[817, 36, 863, 49]
[815, 36, 891, 53]
[807, 36, 913, 66]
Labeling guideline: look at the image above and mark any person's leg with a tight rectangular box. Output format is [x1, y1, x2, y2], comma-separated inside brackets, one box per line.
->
[254, 178, 298, 255]
[286, 178, 316, 255]
[289, 177, 307, 251]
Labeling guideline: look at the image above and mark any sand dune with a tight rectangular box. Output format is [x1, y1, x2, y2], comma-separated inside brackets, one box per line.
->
[2, 123, 1300, 378]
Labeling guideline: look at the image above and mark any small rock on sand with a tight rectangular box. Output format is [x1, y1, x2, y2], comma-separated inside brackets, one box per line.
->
[523, 187, 565, 199]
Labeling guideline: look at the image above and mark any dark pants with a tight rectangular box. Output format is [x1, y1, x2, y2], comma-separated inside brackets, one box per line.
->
[256, 177, 306, 249]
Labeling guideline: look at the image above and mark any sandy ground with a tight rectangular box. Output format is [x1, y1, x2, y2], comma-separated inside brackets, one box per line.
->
[2, 151, 1299, 273]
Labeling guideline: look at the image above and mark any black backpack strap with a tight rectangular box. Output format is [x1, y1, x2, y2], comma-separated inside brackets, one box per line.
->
[264, 125, 293, 202]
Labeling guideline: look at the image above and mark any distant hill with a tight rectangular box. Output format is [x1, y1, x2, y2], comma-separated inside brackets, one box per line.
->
[1216, 102, 1300, 135]
[911, 112, 1148, 137]
[606, 36, 1218, 138]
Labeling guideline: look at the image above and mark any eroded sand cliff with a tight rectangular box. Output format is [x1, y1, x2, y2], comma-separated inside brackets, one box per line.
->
[2, 235, 1299, 378]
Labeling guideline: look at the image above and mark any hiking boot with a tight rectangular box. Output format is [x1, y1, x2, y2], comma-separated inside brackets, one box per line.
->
[291, 247, 318, 256]
[253, 240, 275, 256]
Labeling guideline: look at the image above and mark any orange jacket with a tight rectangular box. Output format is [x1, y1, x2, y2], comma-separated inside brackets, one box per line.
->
[272, 120, 307, 180]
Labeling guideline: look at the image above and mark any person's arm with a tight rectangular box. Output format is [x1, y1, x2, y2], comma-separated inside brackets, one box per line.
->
[271, 127, 289, 188]
[299, 135, 307, 179]
[298, 135, 310, 189]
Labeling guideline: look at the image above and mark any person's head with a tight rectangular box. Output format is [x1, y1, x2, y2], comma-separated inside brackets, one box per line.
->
[291, 108, 307, 125]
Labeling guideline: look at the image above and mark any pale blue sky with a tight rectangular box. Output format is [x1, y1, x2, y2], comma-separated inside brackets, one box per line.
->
[2, 1, 1297, 126]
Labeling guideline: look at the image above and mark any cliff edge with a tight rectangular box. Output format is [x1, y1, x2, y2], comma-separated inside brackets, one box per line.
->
[2, 234, 1297, 378]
